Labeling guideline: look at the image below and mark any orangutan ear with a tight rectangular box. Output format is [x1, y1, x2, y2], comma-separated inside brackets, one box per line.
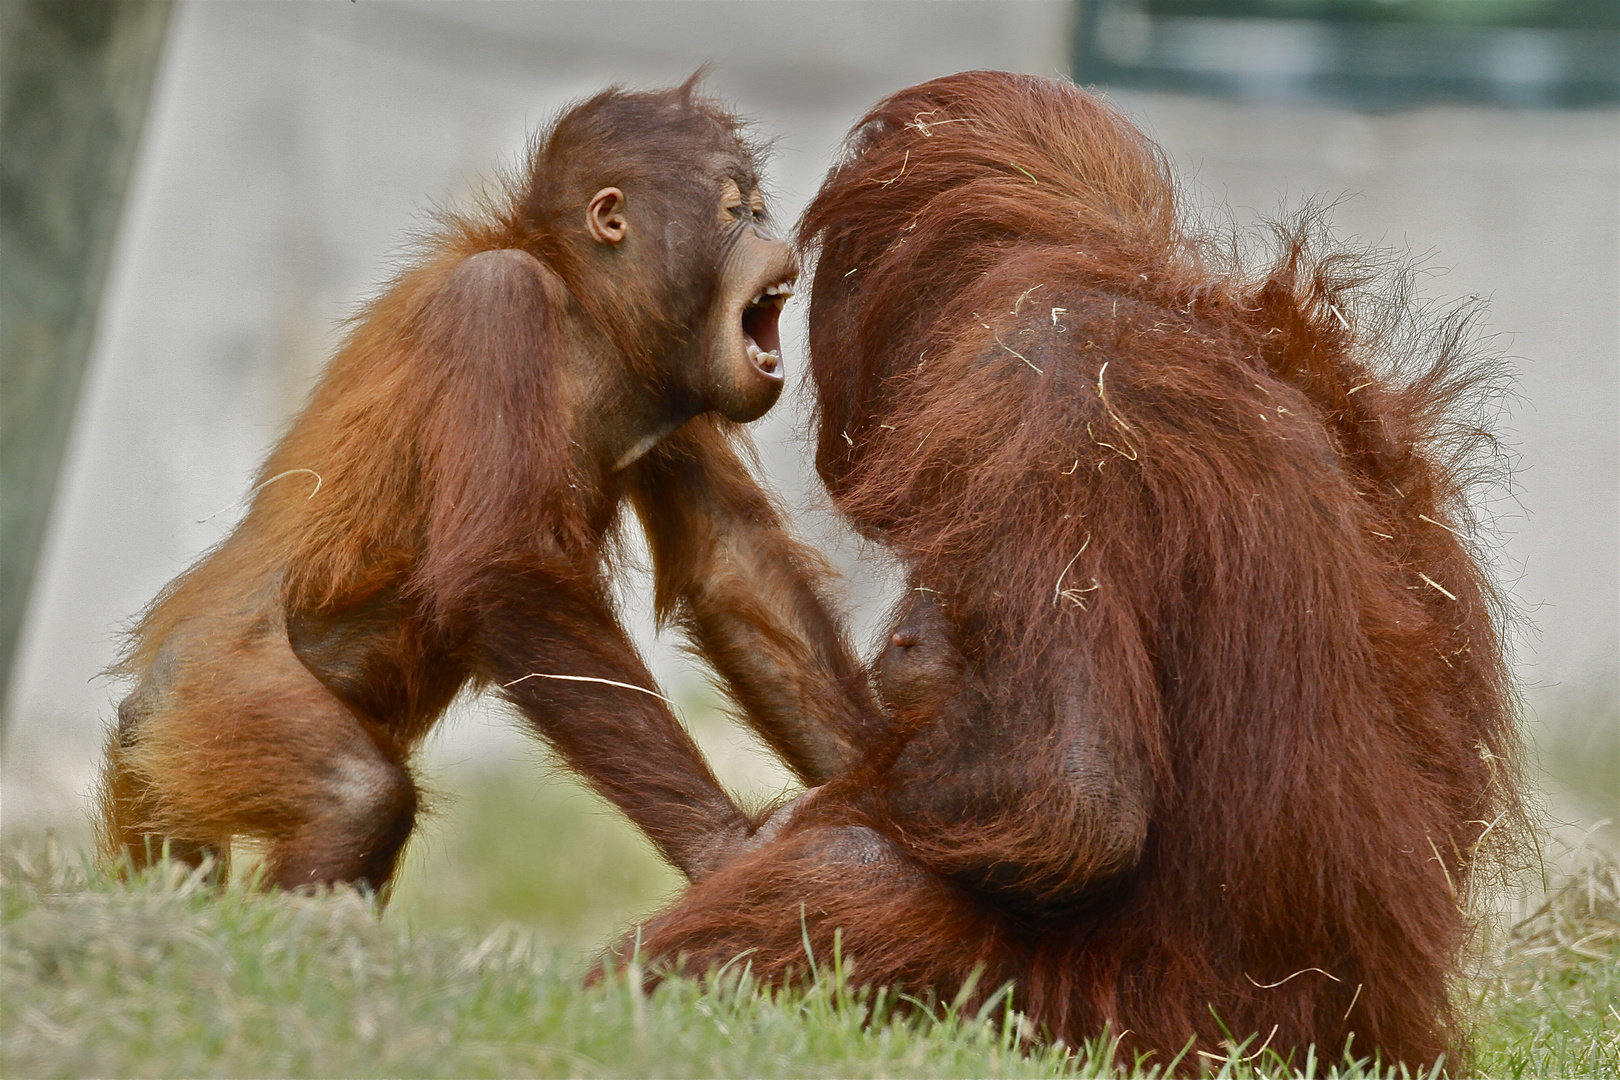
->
[586, 187, 628, 245]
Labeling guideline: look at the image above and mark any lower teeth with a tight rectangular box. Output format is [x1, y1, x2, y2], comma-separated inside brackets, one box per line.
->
[747, 344, 780, 372]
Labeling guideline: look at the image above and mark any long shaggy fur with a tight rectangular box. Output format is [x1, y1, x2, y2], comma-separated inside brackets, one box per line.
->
[633, 71, 1528, 1072]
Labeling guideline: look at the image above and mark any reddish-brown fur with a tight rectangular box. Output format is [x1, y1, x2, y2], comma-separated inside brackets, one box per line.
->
[628, 72, 1528, 1072]
[99, 80, 879, 893]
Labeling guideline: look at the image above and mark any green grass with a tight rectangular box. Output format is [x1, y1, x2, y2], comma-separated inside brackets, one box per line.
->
[387, 761, 684, 954]
[1471, 841, 1620, 1077]
[4, 845, 1615, 1079]
[384, 706, 793, 955]
[5, 757, 1617, 1079]
[7, 688, 1617, 1079]
[2, 849, 1087, 1078]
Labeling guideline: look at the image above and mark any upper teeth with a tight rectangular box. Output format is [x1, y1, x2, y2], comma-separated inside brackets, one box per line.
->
[753, 280, 796, 305]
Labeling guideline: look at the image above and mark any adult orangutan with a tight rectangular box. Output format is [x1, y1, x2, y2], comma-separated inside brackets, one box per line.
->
[99, 80, 880, 893]
[626, 71, 1527, 1072]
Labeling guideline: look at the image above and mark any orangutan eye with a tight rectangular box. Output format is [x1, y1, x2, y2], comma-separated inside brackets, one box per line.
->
[718, 179, 747, 225]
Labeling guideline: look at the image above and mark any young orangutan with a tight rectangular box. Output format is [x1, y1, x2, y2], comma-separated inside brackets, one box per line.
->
[99, 78, 880, 893]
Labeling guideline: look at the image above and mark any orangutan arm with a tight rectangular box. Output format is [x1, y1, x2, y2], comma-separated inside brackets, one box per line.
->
[627, 416, 885, 784]
[874, 589, 1153, 910]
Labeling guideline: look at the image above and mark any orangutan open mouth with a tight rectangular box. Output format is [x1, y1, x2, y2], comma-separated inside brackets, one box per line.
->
[741, 279, 794, 376]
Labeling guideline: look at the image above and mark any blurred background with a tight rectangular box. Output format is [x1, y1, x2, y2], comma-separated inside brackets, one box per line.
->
[3, 0, 1615, 954]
